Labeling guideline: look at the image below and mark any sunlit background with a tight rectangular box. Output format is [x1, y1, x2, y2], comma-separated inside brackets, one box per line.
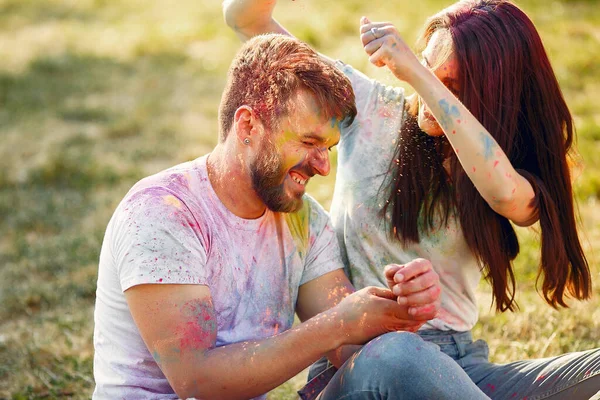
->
[0, 0, 598, 398]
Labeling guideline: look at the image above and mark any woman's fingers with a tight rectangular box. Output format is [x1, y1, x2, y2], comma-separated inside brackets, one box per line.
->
[360, 22, 395, 45]
[396, 283, 442, 306]
[384, 264, 403, 289]
[368, 46, 388, 67]
[393, 269, 439, 296]
[363, 37, 385, 56]
[359, 19, 394, 34]
[392, 258, 435, 284]
[408, 303, 439, 320]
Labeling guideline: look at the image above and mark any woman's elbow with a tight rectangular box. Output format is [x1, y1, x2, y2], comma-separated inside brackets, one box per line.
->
[222, 1, 239, 29]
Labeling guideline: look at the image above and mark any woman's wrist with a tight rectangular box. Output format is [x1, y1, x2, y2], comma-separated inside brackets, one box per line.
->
[402, 61, 436, 93]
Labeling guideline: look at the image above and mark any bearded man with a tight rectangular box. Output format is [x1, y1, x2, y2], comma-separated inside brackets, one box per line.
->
[92, 34, 441, 399]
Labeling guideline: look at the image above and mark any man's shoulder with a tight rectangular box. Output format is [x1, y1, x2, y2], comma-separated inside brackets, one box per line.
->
[124, 156, 210, 206]
[105, 156, 216, 235]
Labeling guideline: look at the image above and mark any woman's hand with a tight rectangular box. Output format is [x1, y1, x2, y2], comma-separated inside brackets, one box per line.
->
[384, 258, 441, 317]
[360, 16, 423, 84]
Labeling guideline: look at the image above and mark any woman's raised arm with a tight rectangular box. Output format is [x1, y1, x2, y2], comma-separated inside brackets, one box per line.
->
[223, 0, 292, 41]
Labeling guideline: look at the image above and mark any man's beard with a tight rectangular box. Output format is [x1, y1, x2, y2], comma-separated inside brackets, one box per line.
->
[249, 141, 304, 213]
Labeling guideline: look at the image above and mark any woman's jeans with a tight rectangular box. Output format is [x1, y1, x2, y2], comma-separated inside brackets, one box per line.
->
[298, 330, 600, 400]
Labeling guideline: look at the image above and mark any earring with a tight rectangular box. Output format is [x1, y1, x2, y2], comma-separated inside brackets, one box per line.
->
[243, 138, 250, 145]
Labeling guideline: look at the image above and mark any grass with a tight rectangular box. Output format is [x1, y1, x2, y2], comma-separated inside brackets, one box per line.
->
[0, 0, 598, 398]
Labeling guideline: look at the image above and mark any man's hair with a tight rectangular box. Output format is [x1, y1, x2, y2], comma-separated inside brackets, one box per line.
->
[218, 34, 356, 141]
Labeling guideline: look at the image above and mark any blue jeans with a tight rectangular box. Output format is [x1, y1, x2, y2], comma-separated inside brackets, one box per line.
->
[299, 330, 600, 400]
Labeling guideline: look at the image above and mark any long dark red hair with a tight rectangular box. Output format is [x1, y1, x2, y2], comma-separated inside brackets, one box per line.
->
[383, 0, 591, 312]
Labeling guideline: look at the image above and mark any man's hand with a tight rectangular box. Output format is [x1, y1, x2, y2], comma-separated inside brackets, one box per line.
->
[331, 285, 433, 345]
[384, 258, 441, 318]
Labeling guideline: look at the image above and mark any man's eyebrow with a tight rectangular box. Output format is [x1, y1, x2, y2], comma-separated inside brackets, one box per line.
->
[300, 133, 327, 143]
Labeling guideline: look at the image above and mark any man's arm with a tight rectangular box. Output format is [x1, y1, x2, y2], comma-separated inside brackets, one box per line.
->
[126, 283, 341, 399]
[126, 281, 423, 399]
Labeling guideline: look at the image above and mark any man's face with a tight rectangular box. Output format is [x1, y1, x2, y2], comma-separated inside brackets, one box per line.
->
[250, 89, 340, 213]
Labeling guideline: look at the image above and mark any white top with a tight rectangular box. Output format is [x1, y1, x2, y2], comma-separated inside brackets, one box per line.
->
[331, 61, 482, 332]
[93, 155, 343, 399]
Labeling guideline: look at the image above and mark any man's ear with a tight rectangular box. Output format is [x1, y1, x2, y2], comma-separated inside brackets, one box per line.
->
[233, 106, 263, 145]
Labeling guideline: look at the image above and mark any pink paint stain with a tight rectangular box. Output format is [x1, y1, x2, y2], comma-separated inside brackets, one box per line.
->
[493, 160, 499, 168]
[452, 130, 456, 134]
[175, 299, 217, 354]
[177, 321, 213, 352]
[472, 166, 476, 173]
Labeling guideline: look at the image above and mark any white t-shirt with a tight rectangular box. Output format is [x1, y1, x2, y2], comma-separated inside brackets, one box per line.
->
[93, 155, 343, 399]
[331, 61, 482, 332]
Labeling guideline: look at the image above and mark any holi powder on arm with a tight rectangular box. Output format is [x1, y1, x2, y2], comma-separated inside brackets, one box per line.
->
[174, 297, 217, 355]
[479, 132, 497, 161]
[437, 99, 460, 130]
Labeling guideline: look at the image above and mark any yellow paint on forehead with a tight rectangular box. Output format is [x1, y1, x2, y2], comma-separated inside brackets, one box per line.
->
[163, 195, 182, 208]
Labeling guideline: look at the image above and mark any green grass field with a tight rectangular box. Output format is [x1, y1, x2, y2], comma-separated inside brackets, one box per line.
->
[0, 0, 598, 398]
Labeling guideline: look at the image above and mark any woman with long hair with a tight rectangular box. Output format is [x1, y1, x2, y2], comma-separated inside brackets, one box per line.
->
[224, 0, 599, 398]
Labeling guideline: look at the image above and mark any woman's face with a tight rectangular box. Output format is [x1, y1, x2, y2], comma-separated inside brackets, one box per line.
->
[417, 30, 461, 137]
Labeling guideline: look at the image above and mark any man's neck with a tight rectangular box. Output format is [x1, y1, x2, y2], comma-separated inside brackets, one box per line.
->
[207, 144, 267, 219]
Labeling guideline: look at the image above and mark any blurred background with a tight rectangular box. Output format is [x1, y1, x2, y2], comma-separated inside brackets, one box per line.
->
[0, 0, 598, 398]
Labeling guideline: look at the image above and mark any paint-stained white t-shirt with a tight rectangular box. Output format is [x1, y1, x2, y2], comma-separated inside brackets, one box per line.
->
[93, 155, 343, 399]
[331, 61, 482, 332]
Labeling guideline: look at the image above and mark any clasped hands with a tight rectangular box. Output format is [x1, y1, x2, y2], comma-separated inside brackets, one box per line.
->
[332, 258, 441, 346]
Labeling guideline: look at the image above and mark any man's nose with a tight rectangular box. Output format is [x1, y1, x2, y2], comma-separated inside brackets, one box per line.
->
[309, 147, 331, 176]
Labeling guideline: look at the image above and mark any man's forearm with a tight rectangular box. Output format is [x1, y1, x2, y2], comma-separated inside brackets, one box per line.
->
[162, 309, 343, 400]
